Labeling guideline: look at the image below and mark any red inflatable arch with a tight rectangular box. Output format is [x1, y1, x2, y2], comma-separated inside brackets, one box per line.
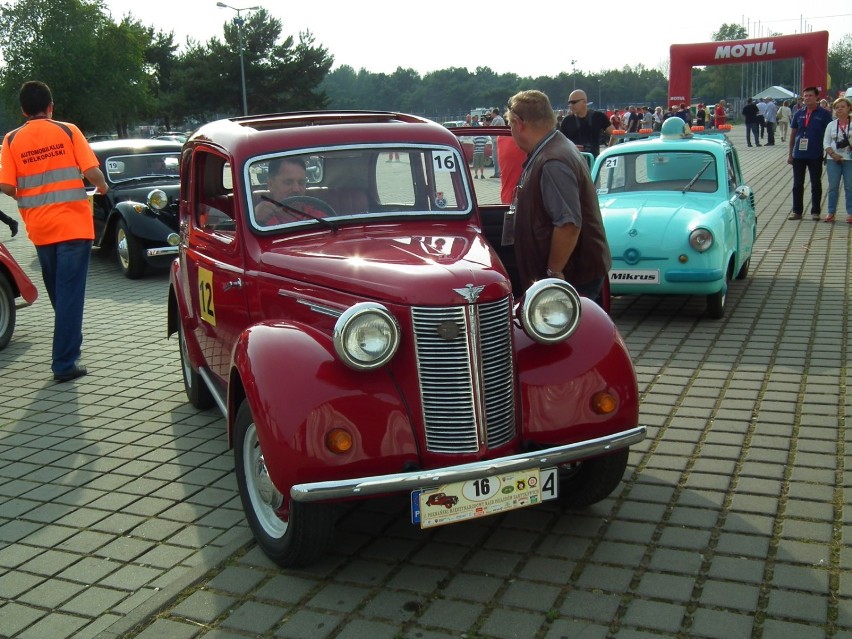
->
[668, 31, 829, 107]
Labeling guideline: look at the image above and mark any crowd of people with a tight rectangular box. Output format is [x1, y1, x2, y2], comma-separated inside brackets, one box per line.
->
[2, 77, 850, 382]
[486, 84, 852, 300]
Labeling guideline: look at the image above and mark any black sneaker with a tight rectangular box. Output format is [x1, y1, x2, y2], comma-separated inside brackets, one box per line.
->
[54, 365, 87, 382]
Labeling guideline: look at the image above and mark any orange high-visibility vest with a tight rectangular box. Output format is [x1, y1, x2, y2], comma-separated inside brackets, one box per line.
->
[0, 118, 98, 245]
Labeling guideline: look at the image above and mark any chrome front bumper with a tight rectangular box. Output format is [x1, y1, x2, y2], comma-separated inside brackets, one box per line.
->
[290, 425, 646, 502]
[147, 246, 179, 257]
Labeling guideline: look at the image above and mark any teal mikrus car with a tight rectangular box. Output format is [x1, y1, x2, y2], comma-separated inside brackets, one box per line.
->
[593, 117, 756, 319]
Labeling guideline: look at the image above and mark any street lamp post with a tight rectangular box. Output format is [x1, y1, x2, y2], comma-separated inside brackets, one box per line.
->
[571, 60, 577, 89]
[216, 2, 260, 116]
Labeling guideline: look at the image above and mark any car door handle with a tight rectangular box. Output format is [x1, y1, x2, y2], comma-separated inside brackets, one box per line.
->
[224, 278, 242, 291]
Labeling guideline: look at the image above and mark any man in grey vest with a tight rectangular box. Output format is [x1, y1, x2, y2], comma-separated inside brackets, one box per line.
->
[505, 90, 611, 304]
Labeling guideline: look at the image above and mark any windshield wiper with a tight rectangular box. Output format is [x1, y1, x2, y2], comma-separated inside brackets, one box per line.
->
[261, 195, 337, 231]
[682, 160, 713, 193]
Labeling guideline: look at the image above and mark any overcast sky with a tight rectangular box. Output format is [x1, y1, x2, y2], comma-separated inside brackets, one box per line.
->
[100, 1, 850, 78]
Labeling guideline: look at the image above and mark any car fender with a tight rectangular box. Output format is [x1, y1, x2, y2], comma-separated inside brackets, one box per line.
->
[515, 299, 639, 444]
[167, 259, 203, 357]
[231, 321, 419, 496]
[109, 201, 175, 244]
[0, 243, 38, 304]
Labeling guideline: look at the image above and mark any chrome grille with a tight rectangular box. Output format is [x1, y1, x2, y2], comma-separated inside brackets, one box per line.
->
[412, 297, 516, 453]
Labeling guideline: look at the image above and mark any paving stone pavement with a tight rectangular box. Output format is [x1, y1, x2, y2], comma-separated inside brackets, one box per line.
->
[0, 127, 849, 639]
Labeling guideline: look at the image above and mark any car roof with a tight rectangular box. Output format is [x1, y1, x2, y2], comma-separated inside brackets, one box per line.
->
[188, 110, 461, 161]
[601, 132, 732, 157]
[89, 138, 184, 154]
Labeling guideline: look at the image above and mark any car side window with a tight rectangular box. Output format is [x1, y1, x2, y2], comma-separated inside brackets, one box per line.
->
[725, 153, 738, 193]
[596, 155, 628, 193]
[194, 152, 235, 234]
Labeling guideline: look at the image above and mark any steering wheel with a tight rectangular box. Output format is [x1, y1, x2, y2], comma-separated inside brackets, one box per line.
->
[277, 195, 337, 219]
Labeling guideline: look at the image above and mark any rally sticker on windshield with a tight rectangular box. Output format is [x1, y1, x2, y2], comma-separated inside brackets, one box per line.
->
[432, 152, 458, 173]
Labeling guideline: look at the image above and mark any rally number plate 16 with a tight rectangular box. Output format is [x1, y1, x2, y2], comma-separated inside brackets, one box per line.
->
[411, 467, 558, 529]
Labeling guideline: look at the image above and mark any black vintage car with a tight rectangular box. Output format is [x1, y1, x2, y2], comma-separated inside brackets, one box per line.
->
[88, 139, 182, 278]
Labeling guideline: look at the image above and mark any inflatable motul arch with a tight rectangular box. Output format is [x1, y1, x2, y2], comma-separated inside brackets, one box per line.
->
[668, 31, 829, 107]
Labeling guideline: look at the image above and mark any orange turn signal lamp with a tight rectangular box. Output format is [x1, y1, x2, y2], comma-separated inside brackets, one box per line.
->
[326, 428, 353, 454]
[591, 391, 618, 415]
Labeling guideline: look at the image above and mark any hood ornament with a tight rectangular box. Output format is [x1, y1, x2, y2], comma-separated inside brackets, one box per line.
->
[453, 284, 485, 304]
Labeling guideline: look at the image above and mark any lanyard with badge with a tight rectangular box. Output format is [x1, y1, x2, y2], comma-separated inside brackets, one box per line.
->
[501, 130, 558, 246]
[798, 109, 814, 152]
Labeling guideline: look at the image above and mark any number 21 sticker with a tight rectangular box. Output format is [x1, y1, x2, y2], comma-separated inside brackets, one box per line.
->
[198, 267, 216, 326]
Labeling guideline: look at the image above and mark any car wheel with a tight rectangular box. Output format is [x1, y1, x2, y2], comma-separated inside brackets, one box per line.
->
[557, 448, 629, 509]
[0, 274, 16, 351]
[178, 321, 214, 410]
[234, 400, 334, 567]
[706, 287, 726, 319]
[116, 219, 146, 279]
[736, 257, 750, 280]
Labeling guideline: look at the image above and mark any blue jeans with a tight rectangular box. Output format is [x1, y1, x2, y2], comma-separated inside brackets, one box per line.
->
[35, 240, 91, 375]
[746, 123, 760, 146]
[826, 159, 852, 216]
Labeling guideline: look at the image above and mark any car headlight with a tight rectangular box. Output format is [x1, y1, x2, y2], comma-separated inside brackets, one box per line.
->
[147, 189, 169, 211]
[689, 228, 713, 252]
[334, 302, 400, 370]
[520, 279, 582, 344]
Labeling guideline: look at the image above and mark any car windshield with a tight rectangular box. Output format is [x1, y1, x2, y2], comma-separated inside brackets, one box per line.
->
[596, 151, 718, 194]
[104, 152, 180, 183]
[246, 145, 471, 231]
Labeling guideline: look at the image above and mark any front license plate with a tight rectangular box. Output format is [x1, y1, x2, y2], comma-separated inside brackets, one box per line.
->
[609, 269, 660, 285]
[411, 467, 558, 529]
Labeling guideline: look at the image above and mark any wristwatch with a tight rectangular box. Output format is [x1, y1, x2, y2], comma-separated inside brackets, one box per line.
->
[546, 268, 565, 279]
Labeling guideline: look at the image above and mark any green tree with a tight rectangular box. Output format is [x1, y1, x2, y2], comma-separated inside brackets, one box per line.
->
[693, 23, 748, 102]
[95, 18, 153, 136]
[210, 9, 332, 114]
[144, 30, 180, 130]
[321, 65, 363, 110]
[713, 23, 748, 41]
[828, 33, 852, 94]
[0, 0, 108, 130]
[0, 0, 155, 135]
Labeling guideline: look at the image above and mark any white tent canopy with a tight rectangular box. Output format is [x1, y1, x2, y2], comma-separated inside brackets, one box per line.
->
[753, 86, 796, 100]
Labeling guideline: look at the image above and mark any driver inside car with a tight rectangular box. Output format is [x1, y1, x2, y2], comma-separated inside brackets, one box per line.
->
[254, 157, 326, 226]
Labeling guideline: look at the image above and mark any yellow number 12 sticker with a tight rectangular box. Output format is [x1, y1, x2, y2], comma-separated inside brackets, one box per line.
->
[198, 267, 216, 326]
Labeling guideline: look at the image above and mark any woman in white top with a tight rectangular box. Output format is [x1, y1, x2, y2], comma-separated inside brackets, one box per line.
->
[822, 97, 852, 222]
[776, 101, 792, 142]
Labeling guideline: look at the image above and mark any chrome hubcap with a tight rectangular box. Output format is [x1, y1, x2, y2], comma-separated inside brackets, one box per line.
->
[243, 423, 287, 537]
[116, 228, 129, 269]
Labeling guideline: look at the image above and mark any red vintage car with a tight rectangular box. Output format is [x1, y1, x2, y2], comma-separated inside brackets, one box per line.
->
[0, 241, 38, 350]
[425, 492, 459, 509]
[168, 111, 645, 567]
